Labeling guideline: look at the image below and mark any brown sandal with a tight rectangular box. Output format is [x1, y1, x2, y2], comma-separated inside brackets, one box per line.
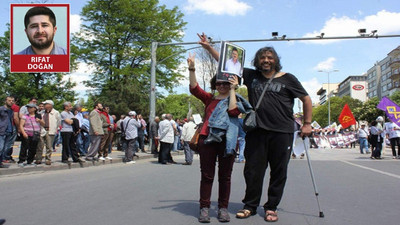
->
[236, 209, 254, 219]
[265, 210, 278, 222]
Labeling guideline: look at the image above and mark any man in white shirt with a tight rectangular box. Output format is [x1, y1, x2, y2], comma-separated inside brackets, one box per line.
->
[385, 121, 400, 159]
[224, 48, 242, 76]
[357, 124, 370, 154]
[181, 117, 197, 165]
[158, 114, 175, 164]
[122, 111, 141, 164]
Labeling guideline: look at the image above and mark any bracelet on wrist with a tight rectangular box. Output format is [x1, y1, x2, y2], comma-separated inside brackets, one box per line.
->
[303, 121, 311, 125]
[188, 67, 195, 71]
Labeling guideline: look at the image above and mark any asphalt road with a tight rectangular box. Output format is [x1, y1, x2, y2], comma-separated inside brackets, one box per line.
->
[0, 147, 399, 225]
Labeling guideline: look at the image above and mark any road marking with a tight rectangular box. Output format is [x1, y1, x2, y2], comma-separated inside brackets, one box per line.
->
[340, 160, 400, 179]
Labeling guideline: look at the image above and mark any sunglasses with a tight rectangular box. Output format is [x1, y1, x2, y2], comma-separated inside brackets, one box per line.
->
[216, 82, 230, 87]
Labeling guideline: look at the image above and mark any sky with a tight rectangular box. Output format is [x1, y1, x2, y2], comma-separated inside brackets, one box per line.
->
[1, 0, 400, 112]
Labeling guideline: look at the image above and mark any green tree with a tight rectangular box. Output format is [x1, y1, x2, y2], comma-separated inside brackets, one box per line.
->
[353, 97, 384, 123]
[312, 96, 362, 127]
[156, 93, 204, 119]
[73, 0, 187, 116]
[0, 24, 76, 109]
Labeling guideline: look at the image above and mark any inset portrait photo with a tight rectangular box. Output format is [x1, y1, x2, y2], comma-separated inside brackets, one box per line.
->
[10, 4, 70, 73]
[217, 41, 245, 81]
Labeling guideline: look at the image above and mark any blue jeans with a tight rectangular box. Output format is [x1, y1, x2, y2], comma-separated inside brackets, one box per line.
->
[359, 137, 369, 154]
[4, 127, 18, 160]
[237, 137, 246, 162]
[172, 136, 180, 151]
[0, 135, 6, 162]
[76, 133, 85, 156]
[82, 133, 90, 155]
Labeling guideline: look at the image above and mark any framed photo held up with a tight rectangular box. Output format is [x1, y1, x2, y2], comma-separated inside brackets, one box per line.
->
[217, 41, 245, 81]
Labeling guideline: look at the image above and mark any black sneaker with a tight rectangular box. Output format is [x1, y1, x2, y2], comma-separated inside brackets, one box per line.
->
[218, 208, 230, 222]
[198, 207, 210, 223]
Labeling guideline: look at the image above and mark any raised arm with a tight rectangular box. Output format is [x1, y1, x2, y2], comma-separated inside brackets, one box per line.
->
[197, 32, 220, 61]
[187, 52, 198, 88]
[228, 75, 239, 111]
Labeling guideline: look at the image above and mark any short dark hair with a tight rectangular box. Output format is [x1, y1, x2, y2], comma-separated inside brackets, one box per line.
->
[29, 97, 38, 101]
[24, 6, 56, 29]
[232, 47, 238, 52]
[94, 102, 101, 108]
[252, 46, 282, 72]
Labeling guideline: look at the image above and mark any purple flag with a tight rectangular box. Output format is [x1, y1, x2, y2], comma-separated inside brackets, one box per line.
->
[376, 96, 400, 125]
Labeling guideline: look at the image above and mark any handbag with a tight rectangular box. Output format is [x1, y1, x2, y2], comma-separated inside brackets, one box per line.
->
[243, 72, 277, 132]
[189, 123, 203, 153]
[28, 116, 40, 141]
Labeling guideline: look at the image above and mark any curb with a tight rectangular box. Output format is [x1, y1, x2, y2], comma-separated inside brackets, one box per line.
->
[0, 151, 183, 176]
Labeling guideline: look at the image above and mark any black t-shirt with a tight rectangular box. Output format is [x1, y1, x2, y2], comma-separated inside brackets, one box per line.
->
[243, 68, 308, 133]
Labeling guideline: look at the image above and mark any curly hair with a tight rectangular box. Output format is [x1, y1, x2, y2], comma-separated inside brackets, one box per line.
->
[252, 46, 282, 72]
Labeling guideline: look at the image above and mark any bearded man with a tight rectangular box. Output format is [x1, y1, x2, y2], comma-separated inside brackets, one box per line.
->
[17, 6, 67, 55]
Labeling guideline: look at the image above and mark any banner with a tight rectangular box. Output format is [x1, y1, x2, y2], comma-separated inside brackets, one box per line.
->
[339, 104, 356, 128]
[377, 96, 400, 126]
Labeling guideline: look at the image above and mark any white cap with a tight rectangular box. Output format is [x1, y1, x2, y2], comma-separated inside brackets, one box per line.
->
[376, 116, 384, 122]
[128, 111, 137, 116]
[43, 100, 54, 106]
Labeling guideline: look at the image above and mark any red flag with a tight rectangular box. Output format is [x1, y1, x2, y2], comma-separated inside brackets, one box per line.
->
[339, 104, 356, 128]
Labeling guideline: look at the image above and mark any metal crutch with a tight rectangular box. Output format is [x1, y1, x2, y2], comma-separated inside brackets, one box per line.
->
[302, 136, 325, 218]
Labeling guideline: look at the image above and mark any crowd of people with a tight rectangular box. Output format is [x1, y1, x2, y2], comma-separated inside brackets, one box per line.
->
[0, 96, 208, 168]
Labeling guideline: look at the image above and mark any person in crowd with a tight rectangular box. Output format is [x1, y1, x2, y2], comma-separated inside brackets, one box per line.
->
[38, 102, 45, 113]
[19, 97, 38, 118]
[370, 120, 384, 159]
[86, 102, 105, 161]
[2, 96, 20, 163]
[137, 114, 147, 153]
[158, 114, 175, 164]
[81, 112, 91, 156]
[171, 115, 180, 152]
[108, 114, 117, 154]
[198, 33, 312, 222]
[376, 116, 385, 156]
[60, 102, 84, 163]
[188, 50, 248, 223]
[18, 103, 44, 166]
[35, 100, 60, 165]
[98, 106, 113, 160]
[181, 116, 197, 165]
[358, 123, 370, 155]
[73, 104, 85, 156]
[122, 111, 141, 164]
[384, 120, 400, 159]
[116, 115, 126, 151]
[0, 96, 16, 168]
[149, 116, 160, 156]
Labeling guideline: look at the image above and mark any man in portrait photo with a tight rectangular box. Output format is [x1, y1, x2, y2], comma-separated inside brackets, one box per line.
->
[17, 6, 67, 55]
[224, 47, 242, 76]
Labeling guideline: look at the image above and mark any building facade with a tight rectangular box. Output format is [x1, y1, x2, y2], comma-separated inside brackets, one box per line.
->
[337, 76, 368, 102]
[367, 45, 400, 99]
[316, 83, 339, 105]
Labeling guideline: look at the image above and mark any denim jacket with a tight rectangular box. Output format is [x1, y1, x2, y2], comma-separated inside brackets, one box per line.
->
[207, 93, 253, 156]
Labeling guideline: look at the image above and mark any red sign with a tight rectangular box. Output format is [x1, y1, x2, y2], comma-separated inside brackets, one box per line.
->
[10, 4, 70, 73]
[352, 85, 364, 90]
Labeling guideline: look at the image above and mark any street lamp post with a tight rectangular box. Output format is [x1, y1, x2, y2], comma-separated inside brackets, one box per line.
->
[318, 69, 339, 126]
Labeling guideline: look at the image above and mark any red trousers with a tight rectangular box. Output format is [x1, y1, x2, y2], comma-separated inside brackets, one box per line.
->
[198, 135, 235, 209]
